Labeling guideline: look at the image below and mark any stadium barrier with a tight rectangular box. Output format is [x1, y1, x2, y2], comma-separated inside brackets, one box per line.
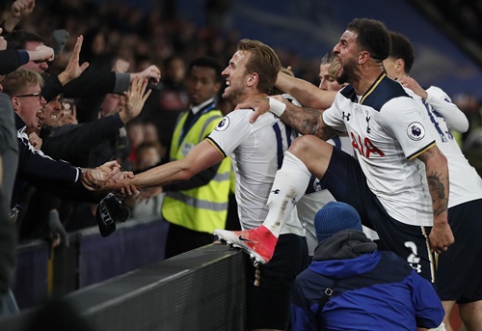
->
[0, 245, 247, 331]
[12, 217, 169, 309]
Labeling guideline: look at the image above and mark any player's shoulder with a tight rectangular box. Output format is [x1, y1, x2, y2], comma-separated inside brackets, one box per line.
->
[364, 75, 411, 112]
[212, 108, 251, 133]
[362, 75, 411, 112]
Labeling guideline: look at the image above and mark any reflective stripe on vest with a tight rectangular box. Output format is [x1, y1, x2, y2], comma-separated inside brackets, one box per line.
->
[162, 108, 231, 233]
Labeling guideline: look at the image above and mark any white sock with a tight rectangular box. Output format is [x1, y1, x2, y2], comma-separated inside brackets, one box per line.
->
[263, 151, 312, 237]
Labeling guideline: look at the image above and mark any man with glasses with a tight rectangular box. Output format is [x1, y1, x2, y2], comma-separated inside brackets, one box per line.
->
[1, 68, 136, 207]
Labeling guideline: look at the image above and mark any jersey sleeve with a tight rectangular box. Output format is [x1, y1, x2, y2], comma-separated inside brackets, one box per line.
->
[381, 97, 436, 160]
[425, 86, 469, 133]
[322, 94, 347, 132]
[206, 109, 251, 157]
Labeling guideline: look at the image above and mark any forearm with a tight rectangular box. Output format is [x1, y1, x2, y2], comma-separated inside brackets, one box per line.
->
[425, 88, 469, 133]
[165, 162, 220, 191]
[420, 147, 449, 223]
[2, 17, 20, 34]
[130, 140, 221, 189]
[275, 73, 335, 109]
[133, 159, 192, 189]
[281, 103, 338, 140]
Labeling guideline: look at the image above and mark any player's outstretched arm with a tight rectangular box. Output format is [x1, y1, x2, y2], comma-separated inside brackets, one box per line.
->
[417, 145, 454, 253]
[110, 140, 224, 191]
[244, 95, 338, 140]
[398, 77, 468, 133]
[275, 71, 336, 110]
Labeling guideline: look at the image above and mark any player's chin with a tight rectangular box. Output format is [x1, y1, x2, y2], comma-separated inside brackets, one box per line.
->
[222, 89, 230, 99]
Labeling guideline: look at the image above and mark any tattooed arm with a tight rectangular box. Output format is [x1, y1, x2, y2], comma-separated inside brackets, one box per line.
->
[279, 98, 340, 140]
[417, 145, 454, 253]
[242, 95, 341, 140]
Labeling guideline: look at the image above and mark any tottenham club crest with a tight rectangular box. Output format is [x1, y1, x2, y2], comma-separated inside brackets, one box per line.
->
[214, 117, 230, 131]
[407, 122, 425, 141]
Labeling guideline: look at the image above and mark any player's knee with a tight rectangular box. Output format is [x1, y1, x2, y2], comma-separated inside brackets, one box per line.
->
[290, 135, 331, 160]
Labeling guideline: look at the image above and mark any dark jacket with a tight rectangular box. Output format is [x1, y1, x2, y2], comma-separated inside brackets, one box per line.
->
[41, 113, 125, 166]
[41, 71, 126, 103]
[13, 115, 101, 207]
[291, 230, 444, 331]
[0, 49, 29, 75]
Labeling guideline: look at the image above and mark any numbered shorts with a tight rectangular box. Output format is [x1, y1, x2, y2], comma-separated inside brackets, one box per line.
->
[319, 147, 436, 282]
[437, 199, 482, 303]
[245, 234, 309, 330]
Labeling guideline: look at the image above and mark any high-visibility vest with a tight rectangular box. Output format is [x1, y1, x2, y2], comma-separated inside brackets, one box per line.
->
[162, 106, 231, 233]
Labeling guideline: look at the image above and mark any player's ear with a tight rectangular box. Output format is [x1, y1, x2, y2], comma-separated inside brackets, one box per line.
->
[358, 51, 370, 64]
[246, 72, 258, 87]
[395, 58, 405, 75]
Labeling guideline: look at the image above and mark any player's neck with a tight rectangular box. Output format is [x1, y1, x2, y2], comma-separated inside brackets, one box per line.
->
[237, 91, 267, 105]
[352, 64, 384, 96]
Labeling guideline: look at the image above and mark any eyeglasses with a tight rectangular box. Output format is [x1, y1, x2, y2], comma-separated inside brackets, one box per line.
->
[16, 92, 43, 100]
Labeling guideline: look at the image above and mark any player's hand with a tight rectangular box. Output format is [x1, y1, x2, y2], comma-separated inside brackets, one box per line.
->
[428, 220, 454, 254]
[397, 76, 428, 100]
[238, 97, 270, 123]
[102, 171, 137, 195]
[81, 161, 121, 191]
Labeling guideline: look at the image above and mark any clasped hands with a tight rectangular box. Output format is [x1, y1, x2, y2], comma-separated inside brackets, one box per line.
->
[81, 161, 138, 195]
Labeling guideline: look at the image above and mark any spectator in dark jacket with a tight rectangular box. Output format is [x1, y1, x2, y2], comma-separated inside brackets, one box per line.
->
[291, 201, 446, 331]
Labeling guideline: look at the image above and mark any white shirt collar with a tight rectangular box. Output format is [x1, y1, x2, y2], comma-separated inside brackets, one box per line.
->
[190, 98, 215, 115]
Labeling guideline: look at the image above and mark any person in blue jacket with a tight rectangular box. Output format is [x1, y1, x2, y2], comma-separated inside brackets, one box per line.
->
[291, 201, 446, 331]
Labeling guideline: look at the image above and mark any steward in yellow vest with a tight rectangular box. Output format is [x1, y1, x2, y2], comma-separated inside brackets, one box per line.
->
[161, 57, 231, 257]
[162, 100, 231, 233]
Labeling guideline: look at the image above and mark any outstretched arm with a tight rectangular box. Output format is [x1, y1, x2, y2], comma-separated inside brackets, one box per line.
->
[417, 145, 453, 253]
[274, 96, 339, 140]
[243, 95, 340, 140]
[109, 140, 224, 190]
[275, 71, 336, 110]
[398, 77, 468, 133]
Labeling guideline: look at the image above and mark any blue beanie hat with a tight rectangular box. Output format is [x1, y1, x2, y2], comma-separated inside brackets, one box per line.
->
[315, 201, 363, 243]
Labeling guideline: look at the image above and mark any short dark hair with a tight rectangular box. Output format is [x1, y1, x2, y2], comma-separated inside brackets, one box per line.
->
[238, 39, 281, 94]
[6, 30, 46, 50]
[188, 57, 222, 83]
[388, 31, 415, 74]
[347, 18, 390, 62]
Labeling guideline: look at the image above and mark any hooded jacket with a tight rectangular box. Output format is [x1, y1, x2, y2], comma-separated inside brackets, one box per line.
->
[291, 230, 444, 331]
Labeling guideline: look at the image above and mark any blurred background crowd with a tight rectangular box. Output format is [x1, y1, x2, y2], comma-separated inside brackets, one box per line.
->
[0, 0, 480, 243]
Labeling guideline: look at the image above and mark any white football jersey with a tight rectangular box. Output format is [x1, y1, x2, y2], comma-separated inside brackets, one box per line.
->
[323, 74, 436, 226]
[407, 86, 482, 207]
[207, 109, 304, 236]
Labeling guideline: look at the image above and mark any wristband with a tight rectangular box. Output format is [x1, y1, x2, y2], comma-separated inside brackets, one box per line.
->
[268, 97, 286, 117]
